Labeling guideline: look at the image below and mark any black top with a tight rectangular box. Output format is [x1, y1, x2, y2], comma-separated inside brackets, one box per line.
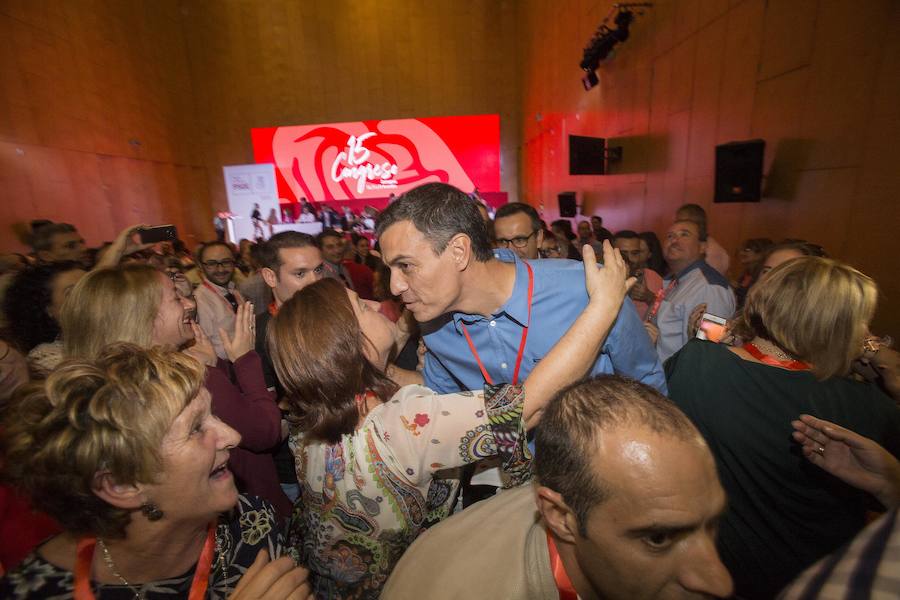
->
[665, 340, 900, 599]
[0, 495, 288, 599]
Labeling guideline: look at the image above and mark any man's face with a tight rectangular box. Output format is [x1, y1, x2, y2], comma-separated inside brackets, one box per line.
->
[614, 238, 646, 271]
[573, 428, 732, 600]
[540, 236, 562, 259]
[494, 212, 541, 260]
[320, 235, 345, 264]
[263, 246, 325, 305]
[200, 245, 236, 287]
[591, 216, 603, 233]
[663, 221, 705, 272]
[47, 231, 87, 264]
[577, 221, 593, 240]
[379, 220, 464, 322]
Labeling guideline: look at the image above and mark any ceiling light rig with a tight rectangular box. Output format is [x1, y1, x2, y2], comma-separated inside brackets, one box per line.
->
[580, 3, 653, 91]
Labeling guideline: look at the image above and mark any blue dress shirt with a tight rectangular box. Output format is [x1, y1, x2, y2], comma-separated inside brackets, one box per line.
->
[422, 249, 667, 394]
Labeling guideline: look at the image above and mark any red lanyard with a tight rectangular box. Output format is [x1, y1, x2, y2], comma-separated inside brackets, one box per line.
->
[546, 531, 578, 600]
[743, 342, 812, 371]
[202, 281, 238, 313]
[74, 521, 217, 600]
[461, 262, 534, 386]
[645, 277, 678, 323]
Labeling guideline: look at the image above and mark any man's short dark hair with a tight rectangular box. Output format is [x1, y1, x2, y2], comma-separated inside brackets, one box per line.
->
[676, 203, 707, 224]
[376, 183, 493, 262]
[196, 241, 234, 264]
[31, 223, 77, 253]
[258, 232, 317, 271]
[613, 229, 639, 241]
[494, 202, 541, 233]
[317, 228, 343, 246]
[533, 375, 699, 536]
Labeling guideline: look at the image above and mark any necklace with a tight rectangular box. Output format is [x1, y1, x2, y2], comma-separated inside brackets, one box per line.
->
[96, 538, 144, 600]
[751, 337, 795, 360]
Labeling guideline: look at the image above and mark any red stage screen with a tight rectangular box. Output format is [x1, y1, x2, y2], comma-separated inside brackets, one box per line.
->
[252, 114, 500, 203]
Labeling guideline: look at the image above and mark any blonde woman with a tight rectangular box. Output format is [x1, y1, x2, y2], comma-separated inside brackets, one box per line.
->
[665, 257, 900, 599]
[60, 264, 289, 517]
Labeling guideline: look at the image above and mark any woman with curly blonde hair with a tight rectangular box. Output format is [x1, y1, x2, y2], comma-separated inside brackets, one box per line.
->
[0, 344, 310, 599]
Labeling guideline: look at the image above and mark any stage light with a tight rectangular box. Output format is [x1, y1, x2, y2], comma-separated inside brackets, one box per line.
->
[580, 3, 651, 90]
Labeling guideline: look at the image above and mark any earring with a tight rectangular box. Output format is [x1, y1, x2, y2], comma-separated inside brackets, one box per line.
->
[141, 501, 164, 521]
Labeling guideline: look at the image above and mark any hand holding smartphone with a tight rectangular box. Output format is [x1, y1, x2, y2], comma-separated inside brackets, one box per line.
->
[696, 313, 728, 343]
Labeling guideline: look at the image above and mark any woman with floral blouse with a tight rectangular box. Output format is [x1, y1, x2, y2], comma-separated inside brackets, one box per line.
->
[268, 242, 632, 598]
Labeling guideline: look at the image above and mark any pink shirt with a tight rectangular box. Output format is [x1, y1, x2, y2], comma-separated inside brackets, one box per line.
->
[632, 268, 664, 320]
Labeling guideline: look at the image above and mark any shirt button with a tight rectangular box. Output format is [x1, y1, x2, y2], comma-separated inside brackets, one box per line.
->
[501, 362, 508, 369]
[490, 320, 496, 327]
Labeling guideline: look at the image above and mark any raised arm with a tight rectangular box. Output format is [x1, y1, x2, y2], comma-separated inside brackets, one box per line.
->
[522, 241, 633, 429]
[792, 414, 900, 508]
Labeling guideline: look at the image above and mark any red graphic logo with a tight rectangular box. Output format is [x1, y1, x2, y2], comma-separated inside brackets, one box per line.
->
[252, 115, 500, 202]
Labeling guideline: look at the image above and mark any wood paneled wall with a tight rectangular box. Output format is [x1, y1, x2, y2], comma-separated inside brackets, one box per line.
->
[179, 0, 521, 213]
[518, 0, 900, 337]
[0, 0, 212, 251]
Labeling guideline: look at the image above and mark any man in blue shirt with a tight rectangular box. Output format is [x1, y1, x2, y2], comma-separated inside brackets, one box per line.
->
[377, 183, 666, 395]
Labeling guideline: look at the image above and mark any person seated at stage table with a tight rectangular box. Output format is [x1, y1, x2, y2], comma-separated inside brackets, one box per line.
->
[0, 344, 311, 599]
[61, 264, 290, 518]
[665, 256, 900, 599]
[267, 242, 633, 599]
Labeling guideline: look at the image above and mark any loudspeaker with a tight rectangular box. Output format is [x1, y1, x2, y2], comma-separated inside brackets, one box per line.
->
[558, 192, 577, 217]
[569, 135, 606, 175]
[714, 140, 765, 203]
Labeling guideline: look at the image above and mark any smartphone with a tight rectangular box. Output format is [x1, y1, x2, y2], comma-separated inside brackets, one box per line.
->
[139, 225, 177, 244]
[696, 313, 728, 343]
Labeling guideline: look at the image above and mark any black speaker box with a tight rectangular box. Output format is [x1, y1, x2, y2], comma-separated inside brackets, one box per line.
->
[714, 140, 765, 203]
[558, 192, 577, 217]
[569, 135, 606, 175]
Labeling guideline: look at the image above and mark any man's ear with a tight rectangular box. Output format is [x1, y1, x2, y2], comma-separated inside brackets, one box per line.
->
[447, 233, 473, 272]
[699, 241, 708, 257]
[536, 229, 544, 248]
[93, 472, 145, 511]
[535, 485, 580, 545]
[260, 267, 278, 289]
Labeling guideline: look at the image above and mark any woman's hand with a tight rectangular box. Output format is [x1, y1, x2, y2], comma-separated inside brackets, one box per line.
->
[792, 414, 900, 508]
[220, 302, 256, 363]
[581, 241, 635, 317]
[687, 303, 707, 338]
[184, 322, 218, 367]
[643, 321, 659, 346]
[94, 224, 153, 269]
[229, 549, 313, 600]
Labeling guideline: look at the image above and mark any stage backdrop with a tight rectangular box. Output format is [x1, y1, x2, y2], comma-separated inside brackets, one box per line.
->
[251, 114, 500, 203]
[222, 164, 280, 242]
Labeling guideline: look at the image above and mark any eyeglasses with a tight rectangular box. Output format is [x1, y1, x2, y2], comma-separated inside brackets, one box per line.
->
[201, 259, 235, 270]
[496, 230, 538, 249]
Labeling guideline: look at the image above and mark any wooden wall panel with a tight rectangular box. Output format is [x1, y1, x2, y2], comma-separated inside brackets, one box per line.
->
[0, 0, 210, 252]
[519, 0, 900, 337]
[180, 0, 522, 213]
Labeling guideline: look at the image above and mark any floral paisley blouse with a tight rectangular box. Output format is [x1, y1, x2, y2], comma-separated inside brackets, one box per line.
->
[288, 383, 531, 599]
[0, 495, 286, 599]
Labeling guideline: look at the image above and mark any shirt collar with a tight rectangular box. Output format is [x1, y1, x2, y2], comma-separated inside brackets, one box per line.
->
[670, 259, 704, 281]
[451, 249, 531, 332]
[204, 278, 234, 294]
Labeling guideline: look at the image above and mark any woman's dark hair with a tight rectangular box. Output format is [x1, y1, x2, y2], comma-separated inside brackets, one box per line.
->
[638, 231, 666, 275]
[2, 261, 82, 352]
[550, 219, 576, 241]
[267, 278, 398, 444]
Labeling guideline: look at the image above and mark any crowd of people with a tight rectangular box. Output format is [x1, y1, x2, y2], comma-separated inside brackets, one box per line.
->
[0, 183, 898, 599]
